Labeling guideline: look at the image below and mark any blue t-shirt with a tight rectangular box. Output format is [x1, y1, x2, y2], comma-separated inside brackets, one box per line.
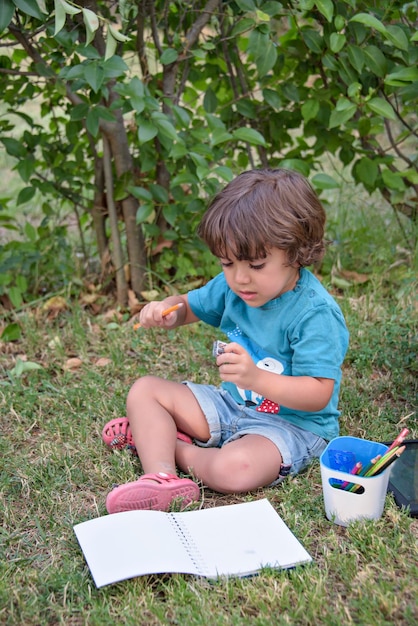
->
[188, 268, 349, 440]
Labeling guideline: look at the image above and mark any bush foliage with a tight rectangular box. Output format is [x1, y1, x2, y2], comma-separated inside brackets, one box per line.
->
[0, 0, 417, 305]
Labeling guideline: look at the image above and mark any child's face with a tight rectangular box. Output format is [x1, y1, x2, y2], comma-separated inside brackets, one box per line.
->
[220, 248, 300, 307]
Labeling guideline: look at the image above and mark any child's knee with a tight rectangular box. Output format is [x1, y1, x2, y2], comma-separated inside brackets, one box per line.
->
[127, 375, 163, 404]
[207, 444, 281, 492]
[209, 449, 256, 492]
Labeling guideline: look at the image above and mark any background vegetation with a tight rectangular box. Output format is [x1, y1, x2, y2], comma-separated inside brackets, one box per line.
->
[0, 0, 417, 308]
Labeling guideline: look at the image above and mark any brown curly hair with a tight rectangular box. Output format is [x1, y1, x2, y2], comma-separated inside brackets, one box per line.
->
[197, 169, 326, 267]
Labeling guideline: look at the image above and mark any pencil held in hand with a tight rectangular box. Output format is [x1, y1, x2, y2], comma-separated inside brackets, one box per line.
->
[133, 303, 183, 330]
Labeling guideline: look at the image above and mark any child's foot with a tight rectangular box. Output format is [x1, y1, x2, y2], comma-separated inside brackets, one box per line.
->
[106, 472, 200, 513]
[102, 417, 193, 454]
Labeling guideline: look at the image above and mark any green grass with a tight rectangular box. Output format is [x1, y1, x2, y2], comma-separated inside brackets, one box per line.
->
[0, 277, 417, 625]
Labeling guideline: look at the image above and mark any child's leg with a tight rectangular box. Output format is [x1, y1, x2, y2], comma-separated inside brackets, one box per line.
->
[176, 434, 283, 493]
[127, 375, 211, 477]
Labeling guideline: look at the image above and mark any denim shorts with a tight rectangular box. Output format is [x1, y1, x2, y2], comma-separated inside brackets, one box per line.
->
[183, 381, 327, 483]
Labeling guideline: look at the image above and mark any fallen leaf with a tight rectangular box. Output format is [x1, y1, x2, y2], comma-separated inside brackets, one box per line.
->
[128, 289, 140, 308]
[339, 270, 370, 284]
[95, 357, 112, 367]
[80, 292, 100, 305]
[42, 296, 68, 312]
[140, 289, 160, 301]
[63, 357, 83, 371]
[48, 336, 62, 349]
[102, 309, 123, 322]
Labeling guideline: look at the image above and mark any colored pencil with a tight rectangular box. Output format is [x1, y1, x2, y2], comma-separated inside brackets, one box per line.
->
[365, 445, 405, 477]
[386, 427, 409, 452]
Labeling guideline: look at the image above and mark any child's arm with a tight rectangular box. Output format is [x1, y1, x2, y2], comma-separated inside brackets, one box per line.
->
[217, 342, 334, 412]
[138, 294, 200, 328]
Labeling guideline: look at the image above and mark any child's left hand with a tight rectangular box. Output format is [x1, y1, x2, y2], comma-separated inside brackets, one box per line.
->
[216, 342, 258, 389]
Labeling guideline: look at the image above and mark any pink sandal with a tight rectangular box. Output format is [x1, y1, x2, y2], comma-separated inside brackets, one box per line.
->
[106, 472, 200, 513]
[102, 417, 192, 454]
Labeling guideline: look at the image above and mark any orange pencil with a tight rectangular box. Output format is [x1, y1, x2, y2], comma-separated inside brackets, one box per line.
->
[133, 303, 183, 330]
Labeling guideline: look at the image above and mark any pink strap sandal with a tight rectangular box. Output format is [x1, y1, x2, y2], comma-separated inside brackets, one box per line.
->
[106, 472, 200, 513]
[102, 417, 135, 451]
[102, 417, 193, 454]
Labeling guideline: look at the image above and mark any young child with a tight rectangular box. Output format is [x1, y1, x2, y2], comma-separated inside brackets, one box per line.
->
[102, 168, 349, 514]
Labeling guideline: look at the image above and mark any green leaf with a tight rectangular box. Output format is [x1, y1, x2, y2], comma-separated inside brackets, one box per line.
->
[8, 286, 24, 308]
[213, 166, 234, 182]
[162, 204, 179, 227]
[35, 0, 48, 13]
[211, 129, 233, 146]
[279, 159, 310, 176]
[329, 99, 356, 128]
[236, 99, 257, 119]
[128, 186, 152, 202]
[366, 97, 396, 121]
[350, 13, 387, 35]
[262, 88, 281, 110]
[137, 120, 158, 144]
[1, 323, 21, 342]
[57, 0, 80, 16]
[311, 173, 339, 190]
[232, 127, 267, 146]
[150, 184, 169, 204]
[104, 30, 117, 61]
[347, 45, 364, 73]
[82, 8, 99, 46]
[353, 157, 378, 187]
[384, 25, 409, 51]
[108, 25, 130, 43]
[10, 358, 43, 377]
[301, 99, 319, 122]
[381, 169, 406, 192]
[302, 29, 323, 54]
[1, 137, 26, 158]
[17, 155, 35, 182]
[203, 88, 218, 114]
[24, 222, 37, 241]
[53, 0, 66, 36]
[330, 33, 346, 53]
[151, 114, 178, 141]
[103, 55, 129, 77]
[363, 45, 387, 78]
[231, 17, 256, 36]
[315, 0, 333, 23]
[0, 0, 14, 34]
[84, 62, 104, 92]
[136, 203, 154, 224]
[70, 102, 90, 121]
[160, 48, 178, 65]
[14, 0, 44, 19]
[86, 108, 100, 136]
[235, 0, 256, 11]
[385, 67, 418, 86]
[255, 40, 277, 75]
[334, 15, 345, 31]
[17, 186, 36, 205]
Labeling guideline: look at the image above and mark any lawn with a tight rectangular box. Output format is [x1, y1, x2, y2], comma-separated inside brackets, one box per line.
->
[0, 269, 417, 625]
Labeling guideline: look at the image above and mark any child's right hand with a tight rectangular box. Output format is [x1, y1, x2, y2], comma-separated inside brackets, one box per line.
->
[137, 301, 184, 329]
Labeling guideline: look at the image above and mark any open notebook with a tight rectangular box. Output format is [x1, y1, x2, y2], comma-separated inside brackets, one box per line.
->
[74, 498, 312, 587]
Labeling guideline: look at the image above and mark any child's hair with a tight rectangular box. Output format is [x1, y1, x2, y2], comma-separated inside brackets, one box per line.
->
[198, 168, 326, 267]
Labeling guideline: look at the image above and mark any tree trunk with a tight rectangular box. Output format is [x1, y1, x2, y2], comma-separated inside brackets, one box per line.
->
[101, 107, 148, 296]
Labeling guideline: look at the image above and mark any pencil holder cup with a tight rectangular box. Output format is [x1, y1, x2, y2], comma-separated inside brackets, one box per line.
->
[320, 436, 390, 526]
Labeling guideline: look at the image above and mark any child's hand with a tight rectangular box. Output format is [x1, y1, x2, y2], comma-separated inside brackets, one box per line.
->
[138, 301, 184, 328]
[216, 342, 258, 389]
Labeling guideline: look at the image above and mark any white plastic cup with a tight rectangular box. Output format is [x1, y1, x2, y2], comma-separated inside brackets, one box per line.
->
[320, 436, 390, 526]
